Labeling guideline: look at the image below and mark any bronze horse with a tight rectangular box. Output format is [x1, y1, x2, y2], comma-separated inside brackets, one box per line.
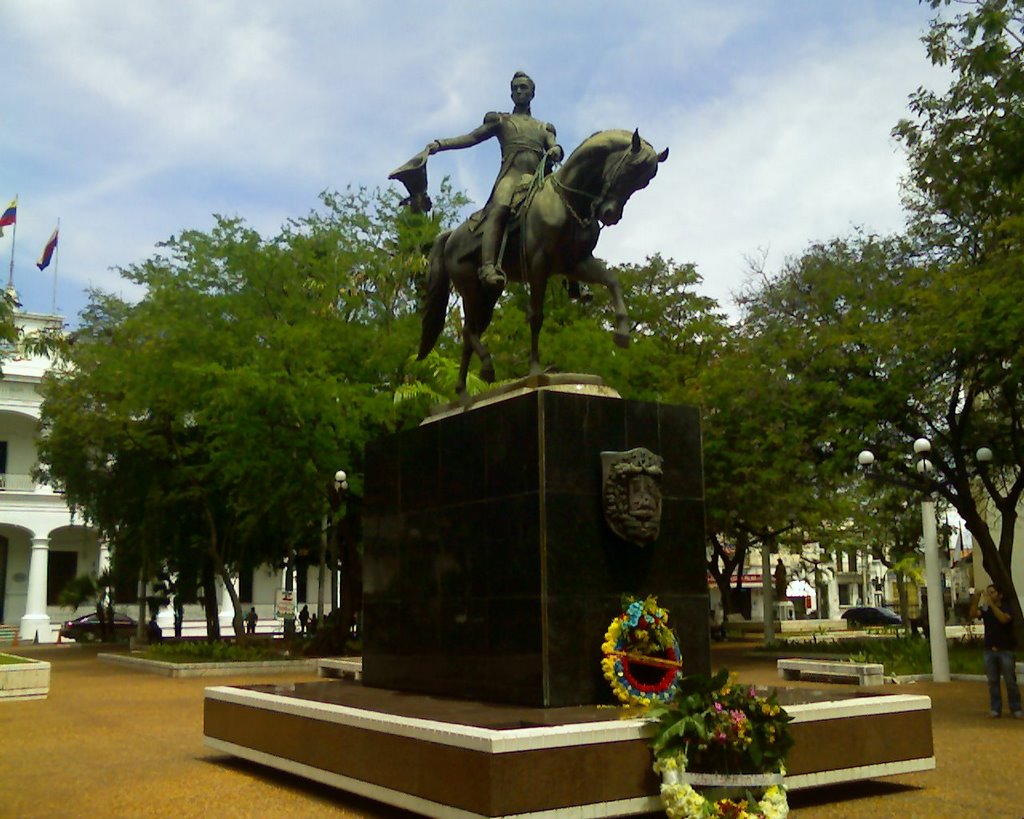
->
[417, 128, 668, 394]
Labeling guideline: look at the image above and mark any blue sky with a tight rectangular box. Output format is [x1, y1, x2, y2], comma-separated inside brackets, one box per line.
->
[3, 1, 946, 324]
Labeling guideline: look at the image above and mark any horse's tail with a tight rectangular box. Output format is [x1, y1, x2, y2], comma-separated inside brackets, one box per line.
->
[417, 230, 452, 360]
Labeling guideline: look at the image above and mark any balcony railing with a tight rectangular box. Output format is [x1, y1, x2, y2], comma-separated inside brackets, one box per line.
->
[0, 473, 37, 492]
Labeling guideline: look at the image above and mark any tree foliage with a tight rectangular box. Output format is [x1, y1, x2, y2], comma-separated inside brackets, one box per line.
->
[478, 253, 728, 402]
[895, 0, 1024, 263]
[701, 1, 1024, 640]
[37, 185, 465, 637]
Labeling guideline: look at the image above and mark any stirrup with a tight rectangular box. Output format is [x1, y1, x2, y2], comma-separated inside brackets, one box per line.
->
[479, 263, 506, 288]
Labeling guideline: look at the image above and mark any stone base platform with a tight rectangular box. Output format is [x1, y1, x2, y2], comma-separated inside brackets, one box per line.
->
[203, 680, 934, 818]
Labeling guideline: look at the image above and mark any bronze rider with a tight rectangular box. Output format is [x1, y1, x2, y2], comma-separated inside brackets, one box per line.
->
[425, 71, 563, 289]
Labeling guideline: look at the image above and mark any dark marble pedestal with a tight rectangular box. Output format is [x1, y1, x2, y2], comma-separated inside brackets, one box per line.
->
[361, 388, 709, 707]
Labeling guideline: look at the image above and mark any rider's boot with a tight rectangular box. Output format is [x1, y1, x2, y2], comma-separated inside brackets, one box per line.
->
[479, 205, 510, 289]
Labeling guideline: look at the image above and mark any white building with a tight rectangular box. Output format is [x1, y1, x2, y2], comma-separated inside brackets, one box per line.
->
[0, 304, 335, 643]
[708, 543, 892, 625]
[0, 306, 100, 643]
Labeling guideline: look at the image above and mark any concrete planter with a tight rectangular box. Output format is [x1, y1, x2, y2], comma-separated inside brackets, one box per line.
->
[98, 652, 318, 678]
[0, 655, 51, 701]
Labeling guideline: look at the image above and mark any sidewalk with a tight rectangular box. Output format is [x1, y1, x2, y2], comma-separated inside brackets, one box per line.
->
[1, 642, 1022, 818]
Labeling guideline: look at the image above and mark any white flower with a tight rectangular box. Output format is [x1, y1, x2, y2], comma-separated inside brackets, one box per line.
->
[758, 784, 790, 818]
[660, 782, 706, 819]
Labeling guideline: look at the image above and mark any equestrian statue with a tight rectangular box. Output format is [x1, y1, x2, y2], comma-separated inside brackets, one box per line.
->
[390, 71, 668, 395]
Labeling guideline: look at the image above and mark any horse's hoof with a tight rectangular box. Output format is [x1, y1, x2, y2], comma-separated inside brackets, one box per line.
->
[613, 331, 630, 349]
[480, 365, 495, 383]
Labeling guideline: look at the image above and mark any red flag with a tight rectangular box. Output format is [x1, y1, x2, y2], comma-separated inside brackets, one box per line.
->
[36, 227, 58, 271]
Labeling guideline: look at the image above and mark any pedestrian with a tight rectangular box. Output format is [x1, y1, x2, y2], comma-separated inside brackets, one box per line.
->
[299, 604, 310, 635]
[147, 614, 162, 644]
[308, 613, 318, 636]
[969, 584, 1022, 719]
[245, 606, 258, 635]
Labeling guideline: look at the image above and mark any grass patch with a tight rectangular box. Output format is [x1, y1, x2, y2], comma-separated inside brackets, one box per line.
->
[144, 641, 288, 664]
[0, 653, 32, 665]
[768, 636, 987, 676]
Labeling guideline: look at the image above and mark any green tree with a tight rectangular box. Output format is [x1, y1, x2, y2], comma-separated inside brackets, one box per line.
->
[891, 0, 1024, 640]
[695, 320, 861, 620]
[895, 0, 1024, 263]
[57, 569, 116, 642]
[475, 253, 728, 401]
[37, 186, 464, 639]
[737, 229, 1024, 643]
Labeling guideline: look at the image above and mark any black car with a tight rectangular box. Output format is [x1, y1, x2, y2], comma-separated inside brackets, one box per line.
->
[841, 606, 902, 627]
[59, 612, 137, 642]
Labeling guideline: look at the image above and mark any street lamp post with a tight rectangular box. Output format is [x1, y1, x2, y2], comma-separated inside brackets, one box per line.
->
[762, 542, 774, 644]
[283, 547, 296, 641]
[318, 470, 348, 620]
[858, 440, 950, 682]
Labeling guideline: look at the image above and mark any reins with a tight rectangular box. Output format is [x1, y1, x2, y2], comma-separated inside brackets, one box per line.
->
[550, 139, 635, 226]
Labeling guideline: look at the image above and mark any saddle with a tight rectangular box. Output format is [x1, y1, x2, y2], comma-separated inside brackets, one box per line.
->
[465, 172, 540, 234]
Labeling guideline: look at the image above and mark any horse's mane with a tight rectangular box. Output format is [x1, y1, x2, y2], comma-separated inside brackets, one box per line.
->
[562, 129, 645, 167]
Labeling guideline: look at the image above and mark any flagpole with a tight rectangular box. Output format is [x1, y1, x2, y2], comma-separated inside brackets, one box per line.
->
[51, 218, 60, 315]
[6, 194, 16, 290]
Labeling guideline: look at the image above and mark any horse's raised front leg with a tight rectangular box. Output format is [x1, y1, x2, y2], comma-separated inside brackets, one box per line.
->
[467, 332, 495, 383]
[572, 255, 630, 348]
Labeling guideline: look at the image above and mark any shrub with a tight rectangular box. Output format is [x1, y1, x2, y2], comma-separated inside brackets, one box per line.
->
[145, 641, 285, 664]
[770, 636, 986, 675]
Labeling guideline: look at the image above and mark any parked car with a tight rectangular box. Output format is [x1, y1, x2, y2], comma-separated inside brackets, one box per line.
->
[59, 612, 136, 642]
[841, 606, 902, 627]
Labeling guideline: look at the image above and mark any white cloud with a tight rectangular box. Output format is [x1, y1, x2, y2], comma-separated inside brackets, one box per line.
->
[1, 0, 942, 322]
[598, 13, 938, 312]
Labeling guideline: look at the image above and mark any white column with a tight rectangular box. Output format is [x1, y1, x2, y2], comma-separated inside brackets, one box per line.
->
[96, 538, 111, 576]
[922, 498, 951, 682]
[20, 537, 52, 642]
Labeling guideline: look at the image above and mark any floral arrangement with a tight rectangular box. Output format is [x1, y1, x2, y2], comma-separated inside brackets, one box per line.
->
[646, 669, 794, 818]
[601, 595, 682, 706]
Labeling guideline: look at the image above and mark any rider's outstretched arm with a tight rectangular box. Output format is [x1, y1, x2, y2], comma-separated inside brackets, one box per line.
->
[427, 114, 500, 154]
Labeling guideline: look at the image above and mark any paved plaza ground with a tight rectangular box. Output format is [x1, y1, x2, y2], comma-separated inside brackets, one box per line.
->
[1, 640, 1022, 818]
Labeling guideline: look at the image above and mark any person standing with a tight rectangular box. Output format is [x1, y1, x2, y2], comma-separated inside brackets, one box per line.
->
[245, 606, 258, 635]
[298, 604, 310, 635]
[969, 584, 1022, 718]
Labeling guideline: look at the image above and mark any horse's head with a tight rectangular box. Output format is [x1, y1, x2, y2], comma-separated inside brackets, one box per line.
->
[595, 129, 669, 226]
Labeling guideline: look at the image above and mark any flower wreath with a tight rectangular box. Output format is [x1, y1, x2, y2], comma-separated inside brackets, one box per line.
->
[654, 755, 789, 819]
[647, 670, 793, 818]
[601, 595, 682, 706]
